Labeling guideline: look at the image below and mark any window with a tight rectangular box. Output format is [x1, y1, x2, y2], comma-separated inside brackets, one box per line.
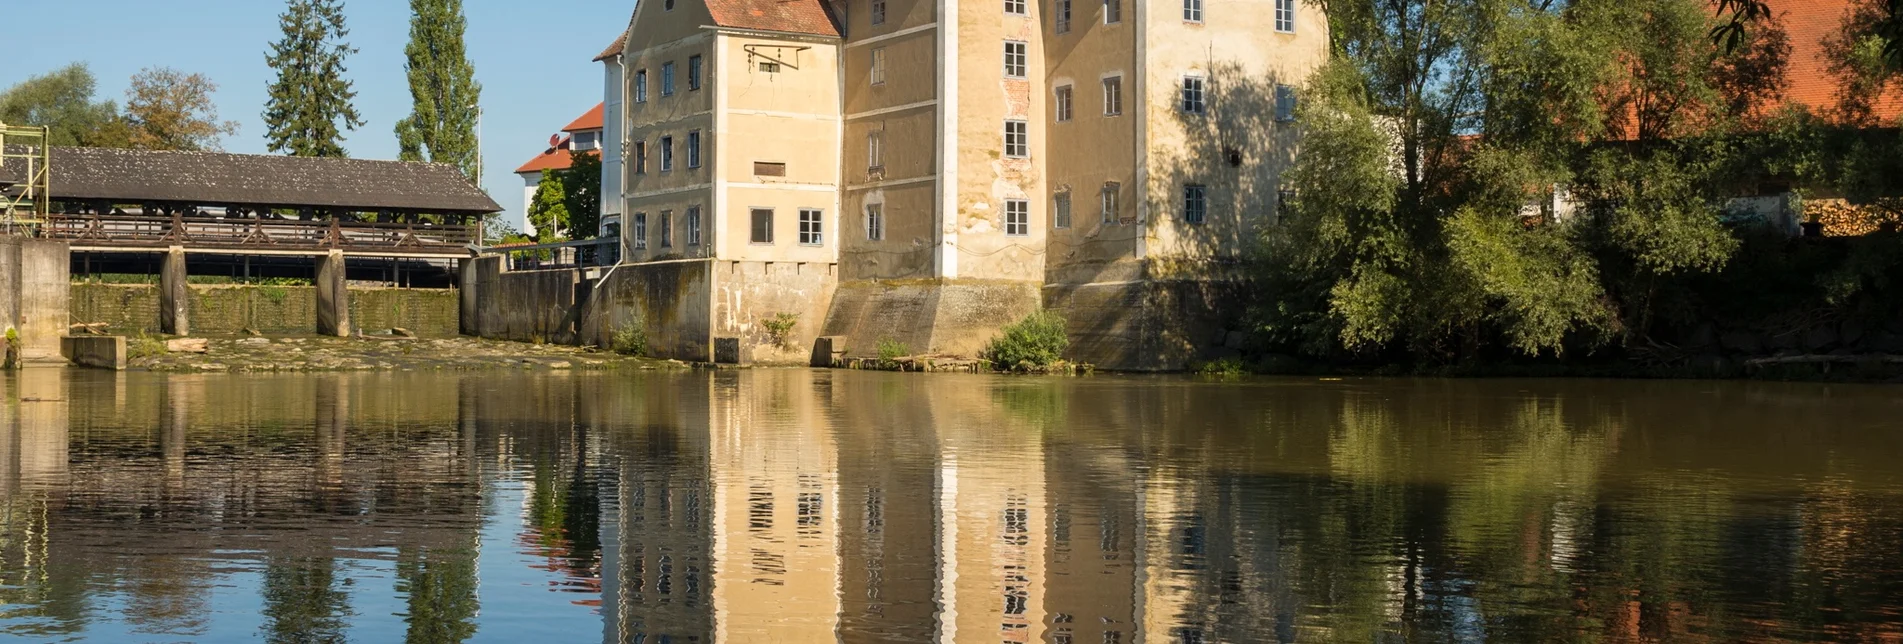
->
[870, 48, 887, 84]
[799, 209, 824, 245]
[867, 131, 884, 170]
[751, 208, 775, 243]
[1056, 0, 1072, 32]
[871, 0, 887, 24]
[1183, 0, 1201, 21]
[1004, 41, 1028, 78]
[665, 0, 675, 9]
[1105, 0, 1120, 24]
[1005, 199, 1029, 236]
[1102, 76, 1123, 116]
[1183, 184, 1207, 223]
[686, 206, 702, 246]
[634, 140, 647, 174]
[1054, 191, 1072, 228]
[660, 136, 674, 171]
[755, 161, 787, 176]
[662, 62, 676, 96]
[632, 212, 649, 249]
[866, 203, 884, 240]
[1055, 85, 1074, 122]
[1278, 189, 1298, 219]
[1004, 120, 1028, 158]
[759, 61, 781, 73]
[1005, 0, 1026, 15]
[1101, 181, 1120, 222]
[687, 130, 702, 169]
[689, 56, 703, 90]
[659, 210, 674, 247]
[1182, 75, 1206, 114]
[1275, 0, 1295, 32]
[634, 69, 648, 103]
[1275, 84, 1297, 121]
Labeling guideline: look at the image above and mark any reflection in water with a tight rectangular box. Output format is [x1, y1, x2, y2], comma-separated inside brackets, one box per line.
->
[2, 369, 1903, 641]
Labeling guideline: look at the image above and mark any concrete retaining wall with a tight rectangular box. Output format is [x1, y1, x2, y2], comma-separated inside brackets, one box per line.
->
[61, 335, 126, 370]
[1, 238, 71, 361]
[352, 288, 460, 336]
[712, 261, 838, 364]
[71, 283, 459, 337]
[820, 279, 1042, 358]
[470, 257, 584, 344]
[579, 259, 715, 361]
[1045, 278, 1248, 372]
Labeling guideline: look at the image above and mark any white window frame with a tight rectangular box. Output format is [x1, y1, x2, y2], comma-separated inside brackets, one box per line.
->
[871, 47, 887, 85]
[866, 203, 885, 241]
[687, 206, 702, 246]
[660, 135, 674, 172]
[634, 69, 648, 103]
[1101, 181, 1120, 223]
[1055, 0, 1072, 32]
[662, 62, 676, 96]
[867, 130, 884, 170]
[1275, 0, 1295, 32]
[1004, 120, 1029, 158]
[1183, 184, 1207, 224]
[633, 140, 647, 174]
[688, 55, 703, 91]
[632, 212, 649, 250]
[1054, 191, 1072, 228]
[1105, 0, 1120, 24]
[872, 0, 887, 24]
[1004, 41, 1028, 78]
[1275, 84, 1297, 121]
[659, 210, 674, 248]
[1005, 199, 1030, 236]
[1183, 0, 1202, 22]
[1005, 0, 1027, 15]
[1102, 76, 1123, 116]
[799, 208, 825, 246]
[687, 130, 702, 169]
[1182, 75, 1206, 114]
[1055, 84, 1074, 122]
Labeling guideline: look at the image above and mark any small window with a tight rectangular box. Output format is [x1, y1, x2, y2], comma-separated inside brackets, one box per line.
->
[866, 203, 885, 241]
[1004, 41, 1028, 78]
[665, 0, 675, 9]
[1105, 0, 1120, 24]
[1054, 85, 1073, 122]
[751, 208, 775, 243]
[660, 136, 674, 171]
[1275, 84, 1297, 121]
[1183, 184, 1207, 223]
[634, 69, 648, 103]
[1054, 191, 1072, 228]
[1005, 0, 1026, 15]
[871, 48, 887, 85]
[1055, 0, 1072, 32]
[1182, 76, 1206, 114]
[872, 0, 887, 24]
[1183, 0, 1201, 21]
[632, 212, 649, 250]
[1004, 120, 1028, 158]
[1278, 189, 1298, 219]
[867, 130, 884, 170]
[759, 61, 781, 73]
[659, 210, 674, 247]
[687, 130, 702, 169]
[634, 140, 647, 174]
[1102, 76, 1123, 116]
[799, 209, 824, 246]
[662, 62, 676, 96]
[689, 56, 703, 91]
[754, 161, 787, 176]
[1005, 199, 1029, 236]
[1275, 0, 1295, 32]
[687, 206, 702, 246]
[1101, 181, 1120, 223]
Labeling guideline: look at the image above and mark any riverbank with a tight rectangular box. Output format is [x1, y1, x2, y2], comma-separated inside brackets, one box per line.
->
[123, 334, 686, 373]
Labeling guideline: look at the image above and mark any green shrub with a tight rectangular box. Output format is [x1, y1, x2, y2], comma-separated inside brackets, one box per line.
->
[762, 312, 800, 348]
[128, 332, 167, 360]
[983, 311, 1070, 370]
[876, 337, 911, 367]
[611, 324, 648, 356]
[1197, 357, 1246, 376]
[3, 327, 18, 369]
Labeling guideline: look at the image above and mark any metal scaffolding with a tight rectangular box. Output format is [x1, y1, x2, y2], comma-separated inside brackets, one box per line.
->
[1, 122, 52, 235]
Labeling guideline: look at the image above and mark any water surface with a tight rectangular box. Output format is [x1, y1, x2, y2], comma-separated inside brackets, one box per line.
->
[2, 369, 1902, 642]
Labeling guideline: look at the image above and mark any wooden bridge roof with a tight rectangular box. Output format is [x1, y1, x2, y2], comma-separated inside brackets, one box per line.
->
[3, 146, 501, 215]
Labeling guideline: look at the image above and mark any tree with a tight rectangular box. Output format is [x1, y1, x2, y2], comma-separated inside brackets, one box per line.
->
[394, 0, 483, 179]
[526, 170, 570, 242]
[263, 0, 365, 157]
[121, 67, 240, 151]
[0, 63, 126, 147]
[558, 149, 602, 239]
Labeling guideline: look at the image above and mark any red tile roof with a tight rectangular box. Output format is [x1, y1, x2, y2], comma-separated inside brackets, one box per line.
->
[594, 27, 629, 62]
[706, 0, 840, 37]
[563, 103, 605, 133]
[1769, 0, 1903, 122]
[516, 136, 597, 175]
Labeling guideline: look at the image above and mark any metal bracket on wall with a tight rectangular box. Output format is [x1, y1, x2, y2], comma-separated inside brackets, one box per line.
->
[744, 45, 811, 70]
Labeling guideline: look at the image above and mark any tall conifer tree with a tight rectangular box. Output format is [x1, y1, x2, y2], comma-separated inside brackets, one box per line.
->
[263, 0, 363, 157]
[394, 0, 483, 179]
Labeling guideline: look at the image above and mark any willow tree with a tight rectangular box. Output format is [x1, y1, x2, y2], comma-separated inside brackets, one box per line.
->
[394, 0, 482, 179]
[263, 0, 364, 157]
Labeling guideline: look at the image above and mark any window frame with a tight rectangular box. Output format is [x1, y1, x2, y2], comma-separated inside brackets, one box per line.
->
[798, 208, 825, 246]
[1054, 191, 1072, 229]
[688, 55, 703, 91]
[1183, 184, 1207, 224]
[1275, 0, 1295, 32]
[659, 210, 674, 248]
[1005, 0, 1027, 15]
[1003, 40, 1028, 78]
[1181, 75, 1206, 114]
[871, 0, 887, 24]
[1102, 76, 1123, 116]
[687, 130, 702, 169]
[686, 206, 702, 246]
[867, 130, 884, 170]
[1101, 181, 1120, 223]
[632, 212, 649, 250]
[1183, 0, 1202, 22]
[1055, 0, 1072, 32]
[633, 140, 647, 174]
[1275, 84, 1297, 121]
[660, 135, 674, 172]
[634, 69, 648, 103]
[662, 62, 676, 96]
[866, 203, 885, 241]
[1005, 199, 1030, 236]
[1003, 119, 1029, 158]
[1105, 0, 1121, 24]
[870, 47, 887, 85]
[1055, 84, 1074, 122]
[750, 208, 775, 244]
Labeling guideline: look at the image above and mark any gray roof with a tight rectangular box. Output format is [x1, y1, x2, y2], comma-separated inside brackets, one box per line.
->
[2, 146, 500, 214]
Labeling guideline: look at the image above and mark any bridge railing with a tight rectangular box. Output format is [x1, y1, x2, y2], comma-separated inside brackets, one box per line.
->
[486, 237, 621, 271]
[41, 213, 478, 252]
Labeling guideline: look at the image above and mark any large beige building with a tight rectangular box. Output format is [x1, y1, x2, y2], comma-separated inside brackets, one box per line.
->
[597, 0, 1327, 370]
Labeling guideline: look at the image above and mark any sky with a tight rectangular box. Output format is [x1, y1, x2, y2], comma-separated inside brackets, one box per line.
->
[1, 0, 630, 230]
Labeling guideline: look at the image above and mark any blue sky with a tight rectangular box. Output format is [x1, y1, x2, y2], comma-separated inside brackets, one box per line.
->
[2, 0, 630, 229]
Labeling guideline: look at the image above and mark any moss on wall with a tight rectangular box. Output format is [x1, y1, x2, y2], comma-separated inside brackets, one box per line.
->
[71, 283, 459, 337]
[351, 288, 459, 337]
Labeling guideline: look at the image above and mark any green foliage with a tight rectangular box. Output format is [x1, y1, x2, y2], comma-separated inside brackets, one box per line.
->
[527, 170, 571, 241]
[610, 324, 647, 356]
[561, 149, 603, 239]
[875, 337, 910, 366]
[128, 332, 167, 360]
[122, 67, 241, 151]
[263, 0, 364, 157]
[0, 63, 125, 147]
[3, 327, 19, 369]
[395, 0, 483, 179]
[982, 311, 1070, 370]
[1196, 357, 1246, 376]
[761, 312, 800, 348]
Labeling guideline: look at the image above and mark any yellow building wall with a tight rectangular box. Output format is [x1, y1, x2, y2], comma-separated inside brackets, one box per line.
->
[1040, 0, 1144, 285]
[840, 0, 944, 281]
[623, 0, 719, 262]
[950, 0, 1047, 282]
[715, 34, 844, 265]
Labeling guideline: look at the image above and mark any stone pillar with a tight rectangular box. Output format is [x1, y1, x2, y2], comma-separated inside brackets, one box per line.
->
[458, 257, 478, 336]
[160, 247, 190, 336]
[316, 251, 350, 337]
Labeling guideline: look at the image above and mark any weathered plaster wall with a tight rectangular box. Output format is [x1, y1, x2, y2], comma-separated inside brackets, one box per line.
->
[623, 9, 717, 264]
[840, 0, 941, 282]
[821, 278, 1040, 358]
[711, 260, 839, 364]
[580, 259, 716, 361]
[951, 0, 1047, 282]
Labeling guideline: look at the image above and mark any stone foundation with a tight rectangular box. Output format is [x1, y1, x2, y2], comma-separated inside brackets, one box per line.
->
[1, 238, 71, 362]
[1044, 277, 1247, 372]
[820, 278, 1043, 359]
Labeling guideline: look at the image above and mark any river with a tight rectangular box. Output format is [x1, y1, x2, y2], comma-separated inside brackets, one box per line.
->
[1, 369, 1900, 642]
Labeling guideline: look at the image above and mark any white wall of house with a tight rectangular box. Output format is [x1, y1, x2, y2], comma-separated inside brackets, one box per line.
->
[518, 171, 541, 237]
[601, 56, 626, 238]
